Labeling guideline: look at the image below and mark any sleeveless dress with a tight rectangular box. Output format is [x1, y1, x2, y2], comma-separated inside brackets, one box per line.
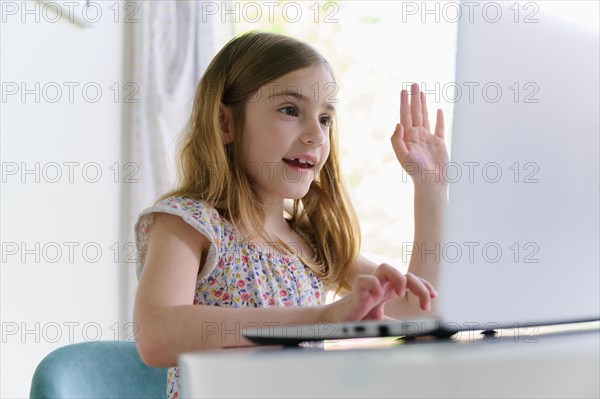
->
[134, 196, 326, 399]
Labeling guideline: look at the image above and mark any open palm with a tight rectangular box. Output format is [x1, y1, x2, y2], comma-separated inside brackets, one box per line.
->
[391, 83, 449, 185]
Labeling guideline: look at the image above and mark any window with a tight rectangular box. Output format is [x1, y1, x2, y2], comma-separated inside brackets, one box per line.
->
[218, 1, 455, 270]
[215, 0, 598, 271]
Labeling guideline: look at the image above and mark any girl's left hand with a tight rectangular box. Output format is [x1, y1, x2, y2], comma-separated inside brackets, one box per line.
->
[391, 83, 449, 187]
[324, 263, 437, 323]
[362, 263, 438, 320]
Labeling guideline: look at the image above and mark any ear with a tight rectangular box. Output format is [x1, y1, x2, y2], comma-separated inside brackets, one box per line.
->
[219, 103, 233, 144]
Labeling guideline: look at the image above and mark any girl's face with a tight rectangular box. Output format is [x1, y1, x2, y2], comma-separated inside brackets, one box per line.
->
[240, 64, 334, 202]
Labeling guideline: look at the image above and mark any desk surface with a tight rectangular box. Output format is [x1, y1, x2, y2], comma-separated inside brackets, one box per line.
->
[179, 325, 600, 398]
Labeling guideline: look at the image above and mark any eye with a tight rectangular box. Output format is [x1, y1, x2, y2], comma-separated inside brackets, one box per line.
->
[279, 105, 298, 117]
[320, 115, 333, 127]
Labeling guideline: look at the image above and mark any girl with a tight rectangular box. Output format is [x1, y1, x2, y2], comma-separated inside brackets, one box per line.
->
[134, 31, 448, 398]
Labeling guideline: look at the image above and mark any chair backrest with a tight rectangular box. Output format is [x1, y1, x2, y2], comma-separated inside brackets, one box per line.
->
[30, 341, 168, 399]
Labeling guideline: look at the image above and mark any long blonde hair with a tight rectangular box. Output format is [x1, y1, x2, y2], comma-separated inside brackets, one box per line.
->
[161, 31, 361, 291]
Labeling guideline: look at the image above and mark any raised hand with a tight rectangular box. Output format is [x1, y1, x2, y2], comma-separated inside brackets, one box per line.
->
[391, 83, 449, 186]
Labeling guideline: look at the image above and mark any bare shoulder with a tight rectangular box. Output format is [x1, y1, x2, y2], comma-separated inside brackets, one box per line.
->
[150, 212, 208, 244]
[137, 212, 209, 306]
[147, 212, 210, 268]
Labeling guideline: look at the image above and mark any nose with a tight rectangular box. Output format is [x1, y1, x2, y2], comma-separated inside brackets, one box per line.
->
[301, 117, 327, 147]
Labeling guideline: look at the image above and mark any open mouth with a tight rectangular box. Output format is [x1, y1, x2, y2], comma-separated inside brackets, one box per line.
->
[282, 158, 315, 169]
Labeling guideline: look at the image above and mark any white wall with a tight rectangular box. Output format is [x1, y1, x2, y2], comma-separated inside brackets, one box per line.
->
[1, 2, 128, 397]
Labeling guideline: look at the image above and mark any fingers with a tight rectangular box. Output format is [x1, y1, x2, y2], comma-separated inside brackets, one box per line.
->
[390, 123, 408, 161]
[348, 265, 438, 322]
[421, 91, 430, 130]
[410, 83, 423, 127]
[419, 276, 438, 299]
[400, 84, 445, 140]
[362, 265, 404, 321]
[372, 264, 438, 312]
[350, 275, 387, 320]
[435, 109, 445, 139]
[405, 272, 432, 311]
[372, 263, 406, 297]
[353, 275, 384, 303]
[400, 89, 412, 129]
[333, 270, 433, 323]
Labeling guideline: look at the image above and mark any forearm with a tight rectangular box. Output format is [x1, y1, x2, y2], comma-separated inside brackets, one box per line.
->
[408, 185, 447, 287]
[134, 303, 324, 367]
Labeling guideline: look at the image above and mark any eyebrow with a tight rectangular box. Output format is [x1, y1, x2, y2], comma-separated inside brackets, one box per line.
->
[268, 90, 336, 113]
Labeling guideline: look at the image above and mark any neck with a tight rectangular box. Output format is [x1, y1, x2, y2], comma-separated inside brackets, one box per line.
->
[259, 194, 291, 236]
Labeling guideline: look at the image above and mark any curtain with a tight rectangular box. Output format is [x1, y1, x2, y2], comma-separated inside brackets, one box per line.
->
[123, 0, 217, 327]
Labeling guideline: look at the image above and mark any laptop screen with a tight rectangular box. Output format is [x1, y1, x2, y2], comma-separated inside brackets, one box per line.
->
[438, 2, 600, 327]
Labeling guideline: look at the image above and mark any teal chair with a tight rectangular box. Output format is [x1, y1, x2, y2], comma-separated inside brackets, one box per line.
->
[30, 341, 168, 399]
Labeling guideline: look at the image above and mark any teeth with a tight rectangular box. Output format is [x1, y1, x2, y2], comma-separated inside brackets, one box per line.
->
[293, 158, 315, 166]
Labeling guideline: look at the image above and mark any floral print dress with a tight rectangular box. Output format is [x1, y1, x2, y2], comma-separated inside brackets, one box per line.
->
[135, 196, 326, 399]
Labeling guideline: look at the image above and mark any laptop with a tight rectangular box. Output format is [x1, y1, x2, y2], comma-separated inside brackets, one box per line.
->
[243, 1, 600, 345]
